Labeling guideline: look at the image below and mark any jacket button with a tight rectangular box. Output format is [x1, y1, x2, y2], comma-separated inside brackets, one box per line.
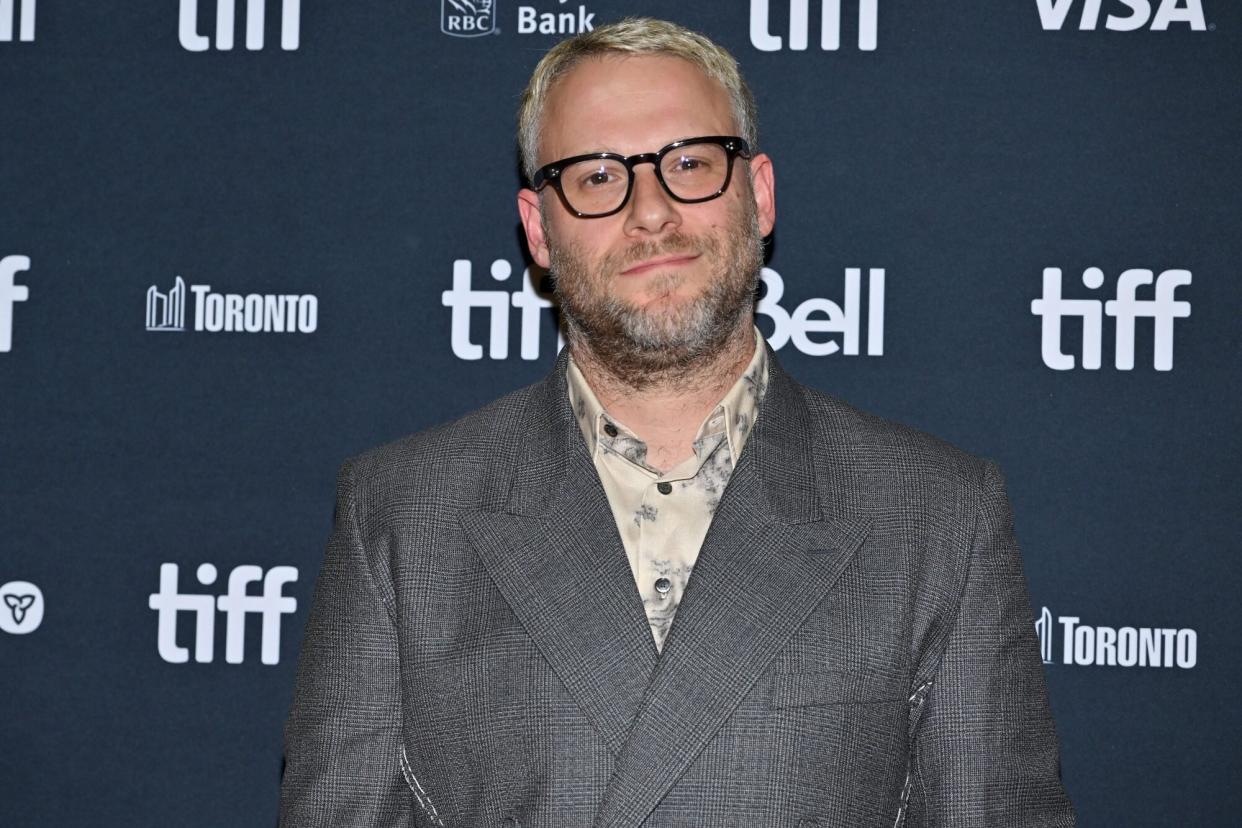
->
[798, 820, 821, 828]
[502, 817, 521, 828]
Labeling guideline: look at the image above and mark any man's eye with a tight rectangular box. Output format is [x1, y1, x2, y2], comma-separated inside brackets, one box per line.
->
[578, 168, 620, 188]
[668, 156, 710, 174]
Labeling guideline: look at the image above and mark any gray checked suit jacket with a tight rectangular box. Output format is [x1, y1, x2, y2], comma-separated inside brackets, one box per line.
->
[279, 351, 1075, 827]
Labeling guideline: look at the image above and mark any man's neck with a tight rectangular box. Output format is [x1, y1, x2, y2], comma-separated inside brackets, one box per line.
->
[569, 321, 757, 472]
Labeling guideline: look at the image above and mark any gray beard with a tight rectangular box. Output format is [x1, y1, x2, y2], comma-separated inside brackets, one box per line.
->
[547, 200, 765, 388]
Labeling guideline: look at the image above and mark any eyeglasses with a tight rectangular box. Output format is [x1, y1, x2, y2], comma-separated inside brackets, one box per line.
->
[531, 135, 752, 219]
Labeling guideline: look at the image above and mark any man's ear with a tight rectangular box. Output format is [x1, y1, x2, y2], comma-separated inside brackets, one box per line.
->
[517, 189, 552, 269]
[748, 153, 776, 238]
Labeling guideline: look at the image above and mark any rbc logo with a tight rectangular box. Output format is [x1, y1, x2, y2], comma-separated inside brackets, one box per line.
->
[148, 563, 298, 665]
[179, 0, 302, 51]
[751, 0, 878, 51]
[442, 0, 496, 38]
[0, 0, 35, 42]
[1036, 0, 1208, 30]
[0, 580, 44, 634]
[1030, 267, 1191, 370]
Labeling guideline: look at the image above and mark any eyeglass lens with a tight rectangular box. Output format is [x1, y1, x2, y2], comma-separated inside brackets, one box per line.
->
[559, 142, 732, 216]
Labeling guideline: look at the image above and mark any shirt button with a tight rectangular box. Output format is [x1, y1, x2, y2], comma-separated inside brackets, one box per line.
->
[603, 422, 618, 437]
[657, 481, 672, 495]
[654, 577, 672, 595]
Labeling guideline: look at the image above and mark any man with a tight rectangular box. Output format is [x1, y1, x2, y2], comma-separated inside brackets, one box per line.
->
[279, 18, 1074, 827]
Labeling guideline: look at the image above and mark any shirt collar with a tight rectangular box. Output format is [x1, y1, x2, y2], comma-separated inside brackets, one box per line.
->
[566, 327, 769, 472]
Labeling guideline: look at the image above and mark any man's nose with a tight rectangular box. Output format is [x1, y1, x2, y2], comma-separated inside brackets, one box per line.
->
[623, 164, 681, 236]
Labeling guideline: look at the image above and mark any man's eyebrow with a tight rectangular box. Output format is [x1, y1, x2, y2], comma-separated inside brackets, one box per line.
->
[562, 145, 623, 157]
[562, 138, 702, 158]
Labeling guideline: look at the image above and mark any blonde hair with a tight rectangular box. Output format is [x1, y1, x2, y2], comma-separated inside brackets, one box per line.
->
[517, 17, 758, 181]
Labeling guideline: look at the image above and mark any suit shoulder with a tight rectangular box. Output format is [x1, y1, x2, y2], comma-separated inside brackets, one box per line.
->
[339, 380, 542, 504]
[796, 383, 989, 491]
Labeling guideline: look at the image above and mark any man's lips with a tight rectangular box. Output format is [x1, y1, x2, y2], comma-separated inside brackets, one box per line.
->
[620, 253, 700, 276]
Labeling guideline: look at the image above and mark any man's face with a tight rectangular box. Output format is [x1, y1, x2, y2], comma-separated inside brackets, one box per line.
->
[517, 54, 776, 376]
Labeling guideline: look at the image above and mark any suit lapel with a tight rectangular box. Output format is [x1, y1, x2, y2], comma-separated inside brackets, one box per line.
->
[459, 358, 658, 757]
[594, 360, 872, 828]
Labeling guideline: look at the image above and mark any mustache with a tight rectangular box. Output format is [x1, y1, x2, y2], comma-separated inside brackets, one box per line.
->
[605, 231, 716, 273]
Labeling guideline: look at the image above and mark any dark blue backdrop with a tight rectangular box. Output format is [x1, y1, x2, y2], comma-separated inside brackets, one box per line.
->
[2, 2, 1239, 825]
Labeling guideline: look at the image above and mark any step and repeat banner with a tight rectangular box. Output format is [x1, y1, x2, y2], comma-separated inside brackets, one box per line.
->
[2, 2, 1238, 826]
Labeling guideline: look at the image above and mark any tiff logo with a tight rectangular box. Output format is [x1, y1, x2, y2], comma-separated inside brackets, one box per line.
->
[751, 0, 878, 51]
[1030, 267, 1191, 370]
[1036, 0, 1207, 30]
[180, 0, 301, 51]
[149, 563, 298, 664]
[0, 255, 31, 353]
[0, 0, 34, 41]
[443, 259, 560, 360]
[147, 276, 187, 331]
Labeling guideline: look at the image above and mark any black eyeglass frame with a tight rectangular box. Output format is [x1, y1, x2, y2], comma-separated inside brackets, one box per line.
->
[530, 135, 753, 219]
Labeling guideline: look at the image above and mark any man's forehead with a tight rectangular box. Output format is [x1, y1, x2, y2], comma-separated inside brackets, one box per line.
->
[546, 53, 727, 111]
[540, 53, 735, 156]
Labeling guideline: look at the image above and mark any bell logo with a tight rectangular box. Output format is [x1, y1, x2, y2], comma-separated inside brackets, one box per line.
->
[757, 267, 885, 356]
[148, 563, 298, 665]
[0, 0, 35, 42]
[1030, 267, 1191, 371]
[751, 0, 878, 51]
[1036, 0, 1208, 31]
[179, 0, 301, 51]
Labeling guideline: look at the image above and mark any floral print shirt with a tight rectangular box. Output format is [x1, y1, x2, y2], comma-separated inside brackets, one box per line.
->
[566, 328, 770, 652]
